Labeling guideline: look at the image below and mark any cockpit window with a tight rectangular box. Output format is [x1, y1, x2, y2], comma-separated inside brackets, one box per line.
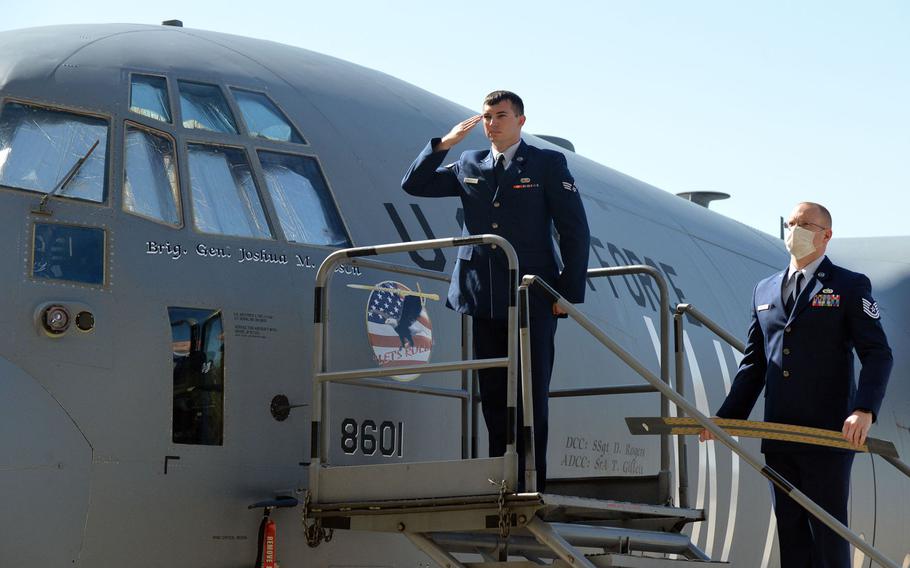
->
[258, 151, 350, 247]
[231, 89, 305, 144]
[187, 143, 272, 239]
[130, 74, 172, 123]
[0, 102, 108, 203]
[169, 307, 224, 446]
[178, 81, 238, 133]
[123, 124, 180, 226]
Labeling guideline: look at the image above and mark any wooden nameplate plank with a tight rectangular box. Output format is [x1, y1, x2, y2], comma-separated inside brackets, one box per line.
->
[625, 416, 899, 458]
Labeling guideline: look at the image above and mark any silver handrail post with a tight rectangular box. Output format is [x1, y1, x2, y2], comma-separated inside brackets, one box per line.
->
[503, 241, 520, 490]
[310, 248, 351, 502]
[310, 234, 521, 498]
[461, 313, 470, 460]
[677, 303, 745, 353]
[518, 279, 537, 492]
[673, 310, 689, 509]
[586, 266, 672, 500]
[527, 275, 899, 568]
[674, 302, 741, 512]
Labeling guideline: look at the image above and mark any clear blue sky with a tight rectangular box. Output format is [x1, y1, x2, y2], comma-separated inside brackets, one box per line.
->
[3, 1, 908, 238]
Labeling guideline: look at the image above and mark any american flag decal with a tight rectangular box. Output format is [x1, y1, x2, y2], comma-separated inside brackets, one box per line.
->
[366, 281, 433, 381]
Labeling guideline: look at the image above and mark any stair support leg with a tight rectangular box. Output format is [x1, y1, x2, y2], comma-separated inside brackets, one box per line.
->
[525, 517, 596, 568]
[404, 532, 467, 568]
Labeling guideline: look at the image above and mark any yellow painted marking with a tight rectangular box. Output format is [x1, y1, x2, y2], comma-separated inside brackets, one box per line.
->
[627, 416, 898, 457]
[346, 284, 440, 301]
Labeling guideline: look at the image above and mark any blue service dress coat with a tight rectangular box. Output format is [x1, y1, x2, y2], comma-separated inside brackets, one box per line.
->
[401, 138, 590, 319]
[717, 256, 893, 453]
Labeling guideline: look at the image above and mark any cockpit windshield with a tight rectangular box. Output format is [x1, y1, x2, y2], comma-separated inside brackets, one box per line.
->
[187, 143, 272, 239]
[123, 124, 180, 226]
[231, 89, 305, 144]
[0, 102, 108, 202]
[130, 74, 172, 123]
[258, 151, 350, 246]
[178, 81, 238, 133]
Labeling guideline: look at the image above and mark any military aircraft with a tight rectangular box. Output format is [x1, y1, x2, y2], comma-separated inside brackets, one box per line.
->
[0, 22, 908, 568]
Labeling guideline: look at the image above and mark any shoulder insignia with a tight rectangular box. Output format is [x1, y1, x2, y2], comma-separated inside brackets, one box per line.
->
[862, 298, 880, 319]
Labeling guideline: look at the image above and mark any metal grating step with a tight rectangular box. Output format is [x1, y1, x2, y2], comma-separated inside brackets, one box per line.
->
[311, 492, 703, 535]
[546, 473, 670, 505]
[534, 493, 702, 525]
[431, 521, 711, 561]
[464, 559, 726, 568]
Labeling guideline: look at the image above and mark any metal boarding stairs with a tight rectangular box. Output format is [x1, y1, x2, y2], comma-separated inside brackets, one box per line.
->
[304, 235, 902, 568]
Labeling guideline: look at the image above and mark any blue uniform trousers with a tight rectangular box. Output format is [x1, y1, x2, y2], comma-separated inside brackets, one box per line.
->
[473, 315, 557, 492]
[765, 452, 855, 568]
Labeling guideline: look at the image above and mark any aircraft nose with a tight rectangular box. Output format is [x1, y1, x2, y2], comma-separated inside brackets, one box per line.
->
[0, 357, 92, 566]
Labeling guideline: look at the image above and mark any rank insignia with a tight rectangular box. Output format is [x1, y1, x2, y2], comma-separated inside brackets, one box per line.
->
[562, 181, 577, 192]
[811, 293, 840, 307]
[862, 298, 880, 319]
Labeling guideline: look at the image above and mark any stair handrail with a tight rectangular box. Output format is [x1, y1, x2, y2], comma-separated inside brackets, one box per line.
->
[676, 303, 910, 482]
[520, 274, 900, 568]
[310, 234, 521, 501]
[528, 266, 675, 498]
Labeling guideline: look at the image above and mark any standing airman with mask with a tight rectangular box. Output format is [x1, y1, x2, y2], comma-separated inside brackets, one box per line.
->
[702, 202, 892, 568]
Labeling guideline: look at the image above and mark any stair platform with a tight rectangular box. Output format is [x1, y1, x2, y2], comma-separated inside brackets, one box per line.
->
[312, 492, 702, 533]
[462, 554, 726, 567]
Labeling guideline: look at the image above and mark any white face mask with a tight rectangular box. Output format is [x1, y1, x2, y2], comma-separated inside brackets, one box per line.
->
[785, 225, 816, 259]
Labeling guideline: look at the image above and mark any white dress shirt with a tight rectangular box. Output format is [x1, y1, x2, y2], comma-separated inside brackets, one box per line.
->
[491, 139, 521, 170]
[783, 255, 826, 305]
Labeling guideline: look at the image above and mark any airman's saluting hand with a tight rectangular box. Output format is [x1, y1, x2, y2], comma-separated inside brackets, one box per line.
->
[436, 115, 482, 151]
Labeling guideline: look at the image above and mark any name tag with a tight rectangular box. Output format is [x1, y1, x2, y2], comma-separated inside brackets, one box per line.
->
[757, 303, 771, 312]
[463, 177, 479, 185]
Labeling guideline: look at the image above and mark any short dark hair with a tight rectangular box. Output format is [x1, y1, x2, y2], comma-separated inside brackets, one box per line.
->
[484, 90, 524, 116]
[802, 201, 833, 228]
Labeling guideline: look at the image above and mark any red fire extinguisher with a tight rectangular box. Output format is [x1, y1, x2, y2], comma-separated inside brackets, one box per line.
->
[255, 513, 277, 568]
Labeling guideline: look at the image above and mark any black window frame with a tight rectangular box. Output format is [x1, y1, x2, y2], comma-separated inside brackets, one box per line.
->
[229, 87, 308, 145]
[184, 139, 276, 241]
[176, 80, 240, 135]
[0, 97, 113, 207]
[127, 72, 174, 124]
[253, 147, 353, 249]
[122, 120, 184, 228]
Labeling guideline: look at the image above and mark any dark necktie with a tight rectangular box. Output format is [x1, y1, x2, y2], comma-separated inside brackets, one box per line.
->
[493, 154, 505, 190]
[785, 272, 804, 316]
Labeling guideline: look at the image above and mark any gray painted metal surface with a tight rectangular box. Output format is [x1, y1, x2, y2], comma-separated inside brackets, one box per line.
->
[0, 22, 907, 567]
